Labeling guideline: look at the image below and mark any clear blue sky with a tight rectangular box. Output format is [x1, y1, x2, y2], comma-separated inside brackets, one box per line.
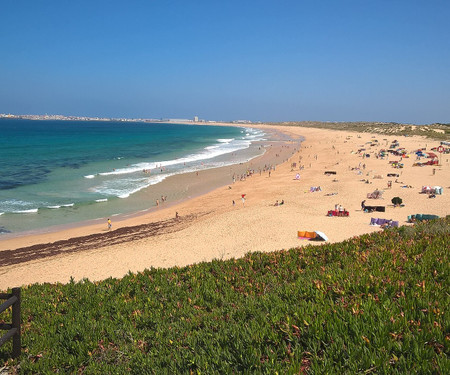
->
[1, 0, 449, 124]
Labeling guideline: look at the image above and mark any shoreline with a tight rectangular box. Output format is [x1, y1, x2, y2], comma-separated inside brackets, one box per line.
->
[1, 124, 448, 289]
[0, 125, 300, 241]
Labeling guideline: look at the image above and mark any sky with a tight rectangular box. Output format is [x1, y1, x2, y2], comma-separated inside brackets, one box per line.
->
[1, 0, 449, 124]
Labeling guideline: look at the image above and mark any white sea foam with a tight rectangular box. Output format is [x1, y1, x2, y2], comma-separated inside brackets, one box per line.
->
[62, 203, 74, 207]
[84, 175, 95, 179]
[0, 199, 41, 214]
[46, 205, 61, 209]
[95, 198, 108, 202]
[87, 127, 265, 199]
[99, 140, 254, 177]
[93, 175, 168, 199]
[13, 209, 38, 214]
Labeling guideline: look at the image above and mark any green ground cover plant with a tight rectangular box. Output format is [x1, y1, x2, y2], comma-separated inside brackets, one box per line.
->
[1, 217, 449, 374]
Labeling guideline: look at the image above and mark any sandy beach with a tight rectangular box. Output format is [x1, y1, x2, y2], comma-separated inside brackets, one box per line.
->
[1, 124, 448, 290]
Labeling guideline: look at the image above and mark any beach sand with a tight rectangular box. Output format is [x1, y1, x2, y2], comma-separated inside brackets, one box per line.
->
[1, 125, 449, 289]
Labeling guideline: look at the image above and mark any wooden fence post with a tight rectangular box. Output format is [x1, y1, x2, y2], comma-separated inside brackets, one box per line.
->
[0, 288, 21, 359]
[12, 287, 21, 358]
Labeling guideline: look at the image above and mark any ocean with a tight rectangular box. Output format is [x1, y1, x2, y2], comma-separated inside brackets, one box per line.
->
[0, 119, 266, 234]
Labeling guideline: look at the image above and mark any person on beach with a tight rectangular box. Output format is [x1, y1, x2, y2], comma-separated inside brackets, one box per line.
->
[156, 199, 159, 206]
[361, 200, 366, 211]
[232, 200, 235, 207]
[241, 194, 246, 207]
[107, 218, 112, 230]
[175, 212, 179, 219]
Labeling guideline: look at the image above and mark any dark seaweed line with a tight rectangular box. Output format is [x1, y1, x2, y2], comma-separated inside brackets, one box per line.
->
[0, 213, 209, 267]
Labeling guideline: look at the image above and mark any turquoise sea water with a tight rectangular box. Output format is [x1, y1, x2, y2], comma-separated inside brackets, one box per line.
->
[0, 119, 265, 234]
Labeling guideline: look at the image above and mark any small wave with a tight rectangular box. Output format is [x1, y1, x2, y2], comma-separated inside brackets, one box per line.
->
[84, 175, 95, 179]
[95, 198, 108, 202]
[13, 209, 38, 214]
[0, 212, 3, 216]
[62, 203, 74, 207]
[94, 175, 168, 199]
[95, 128, 265, 178]
[46, 205, 61, 209]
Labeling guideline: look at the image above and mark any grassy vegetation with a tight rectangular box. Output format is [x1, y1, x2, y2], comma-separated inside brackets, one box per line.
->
[1, 217, 449, 374]
[270, 121, 450, 141]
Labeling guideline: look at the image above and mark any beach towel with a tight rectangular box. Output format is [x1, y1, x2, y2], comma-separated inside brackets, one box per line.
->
[367, 190, 384, 199]
[298, 231, 316, 239]
[327, 210, 349, 217]
[365, 206, 385, 212]
[370, 218, 399, 227]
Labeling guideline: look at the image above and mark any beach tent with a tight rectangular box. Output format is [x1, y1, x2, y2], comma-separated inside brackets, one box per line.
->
[314, 231, 328, 241]
[408, 214, 440, 222]
[422, 186, 443, 194]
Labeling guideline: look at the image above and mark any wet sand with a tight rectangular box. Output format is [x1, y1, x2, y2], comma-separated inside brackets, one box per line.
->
[1, 124, 448, 289]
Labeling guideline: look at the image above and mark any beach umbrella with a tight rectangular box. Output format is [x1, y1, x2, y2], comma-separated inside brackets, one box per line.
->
[314, 231, 328, 241]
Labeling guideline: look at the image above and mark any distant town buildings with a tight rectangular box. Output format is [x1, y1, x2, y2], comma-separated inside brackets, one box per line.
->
[0, 113, 256, 125]
[232, 120, 253, 124]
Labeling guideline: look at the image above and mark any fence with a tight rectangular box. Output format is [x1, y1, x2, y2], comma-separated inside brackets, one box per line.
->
[0, 287, 21, 358]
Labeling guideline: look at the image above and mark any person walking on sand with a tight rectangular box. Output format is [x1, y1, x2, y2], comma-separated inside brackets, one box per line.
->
[241, 194, 246, 207]
[107, 218, 112, 230]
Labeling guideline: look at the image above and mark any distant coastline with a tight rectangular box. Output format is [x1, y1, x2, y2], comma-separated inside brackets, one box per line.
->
[0, 113, 257, 125]
[2, 113, 448, 141]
